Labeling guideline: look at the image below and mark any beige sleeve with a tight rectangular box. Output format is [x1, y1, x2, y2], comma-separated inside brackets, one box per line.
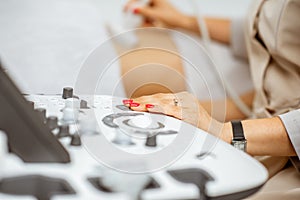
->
[279, 110, 300, 160]
[230, 16, 248, 59]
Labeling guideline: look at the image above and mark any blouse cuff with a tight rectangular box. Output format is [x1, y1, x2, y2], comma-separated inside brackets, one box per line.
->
[279, 109, 300, 160]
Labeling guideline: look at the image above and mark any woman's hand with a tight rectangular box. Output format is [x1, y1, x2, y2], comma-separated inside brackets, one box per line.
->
[124, 91, 231, 143]
[123, 92, 215, 131]
[124, 0, 231, 43]
[124, 0, 190, 29]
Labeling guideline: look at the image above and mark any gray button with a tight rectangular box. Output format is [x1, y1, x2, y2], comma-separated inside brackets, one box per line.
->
[46, 116, 58, 131]
[62, 87, 73, 99]
[70, 133, 81, 146]
[57, 125, 70, 138]
[80, 100, 89, 109]
[145, 135, 157, 147]
[35, 108, 46, 123]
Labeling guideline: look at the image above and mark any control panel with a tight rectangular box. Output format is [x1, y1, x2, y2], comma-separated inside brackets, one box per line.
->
[0, 87, 268, 200]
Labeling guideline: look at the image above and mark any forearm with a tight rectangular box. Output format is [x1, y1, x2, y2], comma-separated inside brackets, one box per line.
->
[179, 15, 231, 44]
[200, 90, 254, 122]
[221, 117, 297, 156]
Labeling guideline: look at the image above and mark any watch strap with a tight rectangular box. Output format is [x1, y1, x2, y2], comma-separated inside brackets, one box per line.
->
[231, 121, 245, 141]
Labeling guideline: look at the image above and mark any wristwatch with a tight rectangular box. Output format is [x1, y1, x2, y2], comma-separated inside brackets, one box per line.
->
[231, 121, 247, 152]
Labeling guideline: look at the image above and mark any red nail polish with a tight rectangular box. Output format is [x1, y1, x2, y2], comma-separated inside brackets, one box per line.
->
[146, 104, 154, 108]
[123, 99, 133, 104]
[133, 8, 140, 14]
[130, 102, 140, 107]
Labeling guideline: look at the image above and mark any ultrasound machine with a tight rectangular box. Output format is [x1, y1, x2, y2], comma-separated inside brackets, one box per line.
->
[0, 63, 268, 200]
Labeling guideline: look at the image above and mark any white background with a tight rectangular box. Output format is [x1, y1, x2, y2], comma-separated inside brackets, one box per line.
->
[0, 0, 252, 95]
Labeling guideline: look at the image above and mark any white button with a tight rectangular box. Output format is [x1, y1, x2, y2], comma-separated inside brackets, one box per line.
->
[131, 115, 153, 128]
[62, 108, 79, 123]
[65, 98, 80, 109]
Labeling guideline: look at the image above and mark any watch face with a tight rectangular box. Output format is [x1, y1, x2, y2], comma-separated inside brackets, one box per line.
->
[232, 140, 247, 151]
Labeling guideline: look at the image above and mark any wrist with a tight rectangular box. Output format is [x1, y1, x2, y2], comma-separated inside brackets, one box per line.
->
[220, 122, 232, 144]
[177, 14, 195, 30]
[200, 117, 231, 142]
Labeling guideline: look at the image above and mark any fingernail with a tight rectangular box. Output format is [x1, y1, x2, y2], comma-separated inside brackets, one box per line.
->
[130, 102, 140, 107]
[146, 104, 154, 108]
[123, 99, 133, 105]
[133, 8, 140, 14]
